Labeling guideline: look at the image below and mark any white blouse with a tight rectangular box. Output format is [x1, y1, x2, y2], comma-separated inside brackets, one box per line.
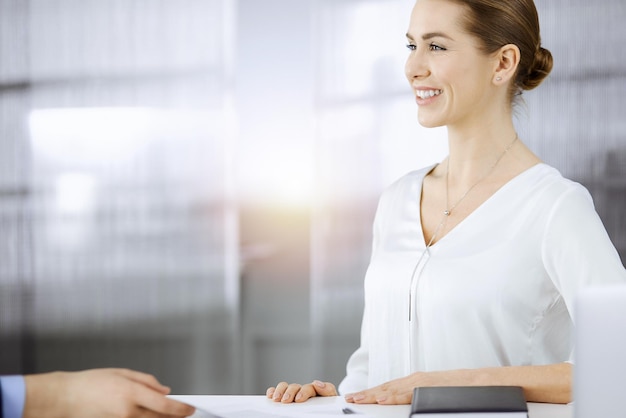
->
[338, 163, 626, 394]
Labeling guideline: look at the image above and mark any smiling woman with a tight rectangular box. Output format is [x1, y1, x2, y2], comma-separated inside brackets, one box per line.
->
[404, 0, 530, 130]
[267, 0, 626, 406]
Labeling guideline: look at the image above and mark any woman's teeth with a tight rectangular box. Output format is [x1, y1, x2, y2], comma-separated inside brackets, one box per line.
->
[416, 89, 442, 99]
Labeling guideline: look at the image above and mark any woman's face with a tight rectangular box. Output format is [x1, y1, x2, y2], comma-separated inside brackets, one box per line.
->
[405, 0, 498, 129]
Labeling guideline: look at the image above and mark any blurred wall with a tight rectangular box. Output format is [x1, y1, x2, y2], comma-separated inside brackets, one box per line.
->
[236, 0, 316, 394]
[0, 0, 240, 395]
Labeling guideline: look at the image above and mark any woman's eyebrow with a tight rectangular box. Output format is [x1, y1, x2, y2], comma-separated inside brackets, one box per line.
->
[406, 32, 454, 41]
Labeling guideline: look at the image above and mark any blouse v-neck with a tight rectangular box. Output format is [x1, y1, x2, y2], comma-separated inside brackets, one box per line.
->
[417, 162, 547, 249]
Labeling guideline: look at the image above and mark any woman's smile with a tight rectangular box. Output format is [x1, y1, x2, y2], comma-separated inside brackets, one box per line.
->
[415, 88, 443, 104]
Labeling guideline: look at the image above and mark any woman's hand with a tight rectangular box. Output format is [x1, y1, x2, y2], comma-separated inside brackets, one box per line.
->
[266, 380, 337, 403]
[344, 370, 465, 405]
[344, 373, 420, 405]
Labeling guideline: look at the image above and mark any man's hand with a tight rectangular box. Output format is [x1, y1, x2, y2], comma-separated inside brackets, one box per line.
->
[24, 368, 196, 418]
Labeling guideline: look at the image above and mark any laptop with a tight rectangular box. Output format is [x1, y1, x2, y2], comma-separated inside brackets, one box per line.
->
[574, 284, 626, 418]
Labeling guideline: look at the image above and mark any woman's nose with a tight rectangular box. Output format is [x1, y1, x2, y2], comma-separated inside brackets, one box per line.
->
[405, 49, 429, 82]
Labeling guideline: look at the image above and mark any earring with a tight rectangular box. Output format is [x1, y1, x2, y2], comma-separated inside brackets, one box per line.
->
[495, 76, 502, 82]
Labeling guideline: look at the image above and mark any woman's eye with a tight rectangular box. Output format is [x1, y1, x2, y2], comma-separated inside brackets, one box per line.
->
[429, 43, 446, 51]
[405, 44, 417, 51]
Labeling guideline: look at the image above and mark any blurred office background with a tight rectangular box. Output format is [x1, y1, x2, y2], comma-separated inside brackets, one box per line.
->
[0, 0, 624, 395]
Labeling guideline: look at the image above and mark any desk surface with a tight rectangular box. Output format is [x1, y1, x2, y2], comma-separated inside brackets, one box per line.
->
[172, 395, 573, 418]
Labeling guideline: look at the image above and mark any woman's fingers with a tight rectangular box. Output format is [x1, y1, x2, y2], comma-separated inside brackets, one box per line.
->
[344, 382, 412, 405]
[279, 383, 303, 403]
[266, 383, 314, 403]
[269, 381, 289, 401]
[266, 380, 337, 403]
[312, 380, 338, 397]
[268, 382, 303, 403]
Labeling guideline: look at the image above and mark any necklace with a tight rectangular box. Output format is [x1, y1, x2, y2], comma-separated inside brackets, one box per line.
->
[408, 133, 518, 323]
[427, 133, 519, 247]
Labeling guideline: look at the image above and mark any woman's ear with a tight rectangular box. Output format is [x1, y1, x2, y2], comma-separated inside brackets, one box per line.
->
[493, 44, 520, 85]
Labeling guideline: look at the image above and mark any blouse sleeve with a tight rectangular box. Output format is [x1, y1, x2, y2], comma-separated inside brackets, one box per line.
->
[337, 304, 370, 394]
[337, 190, 389, 394]
[541, 183, 626, 326]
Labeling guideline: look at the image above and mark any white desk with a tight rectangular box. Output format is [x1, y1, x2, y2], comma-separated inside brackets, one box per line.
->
[172, 395, 573, 418]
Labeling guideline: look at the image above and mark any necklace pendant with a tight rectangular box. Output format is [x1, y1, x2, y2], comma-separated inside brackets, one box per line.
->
[443, 210, 451, 216]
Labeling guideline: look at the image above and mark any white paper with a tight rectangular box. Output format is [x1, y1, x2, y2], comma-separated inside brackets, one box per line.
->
[171, 395, 375, 418]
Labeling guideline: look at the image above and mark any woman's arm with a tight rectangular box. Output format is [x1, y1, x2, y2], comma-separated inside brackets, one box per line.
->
[345, 362, 572, 405]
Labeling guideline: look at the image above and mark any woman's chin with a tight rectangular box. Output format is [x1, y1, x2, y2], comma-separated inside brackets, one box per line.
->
[417, 113, 444, 129]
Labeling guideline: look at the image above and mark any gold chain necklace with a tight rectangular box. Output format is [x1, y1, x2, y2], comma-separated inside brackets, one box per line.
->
[408, 133, 519, 322]
[427, 133, 519, 247]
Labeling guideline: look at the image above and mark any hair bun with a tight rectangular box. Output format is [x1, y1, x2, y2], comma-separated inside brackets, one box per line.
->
[520, 46, 553, 91]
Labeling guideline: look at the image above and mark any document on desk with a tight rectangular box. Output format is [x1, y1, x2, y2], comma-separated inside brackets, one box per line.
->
[193, 406, 363, 418]
[171, 395, 376, 418]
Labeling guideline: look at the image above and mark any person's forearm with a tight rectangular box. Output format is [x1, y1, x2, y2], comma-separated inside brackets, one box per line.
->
[430, 363, 572, 404]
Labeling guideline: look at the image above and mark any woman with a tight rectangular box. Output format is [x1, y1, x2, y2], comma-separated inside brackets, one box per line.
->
[267, 0, 626, 405]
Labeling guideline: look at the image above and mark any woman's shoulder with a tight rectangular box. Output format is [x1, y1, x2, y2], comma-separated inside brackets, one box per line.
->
[373, 164, 437, 216]
[522, 163, 594, 206]
[384, 164, 437, 193]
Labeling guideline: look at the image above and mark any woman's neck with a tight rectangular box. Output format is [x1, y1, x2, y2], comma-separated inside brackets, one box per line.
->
[444, 121, 519, 185]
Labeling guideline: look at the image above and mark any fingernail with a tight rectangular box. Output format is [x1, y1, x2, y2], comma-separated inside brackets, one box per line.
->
[295, 393, 302, 400]
[376, 397, 387, 403]
[314, 380, 325, 388]
[353, 394, 365, 401]
[345, 394, 354, 401]
[282, 393, 290, 401]
[273, 392, 281, 400]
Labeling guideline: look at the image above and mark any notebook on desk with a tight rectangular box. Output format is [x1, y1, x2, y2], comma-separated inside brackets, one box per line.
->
[409, 386, 528, 417]
[574, 284, 626, 418]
